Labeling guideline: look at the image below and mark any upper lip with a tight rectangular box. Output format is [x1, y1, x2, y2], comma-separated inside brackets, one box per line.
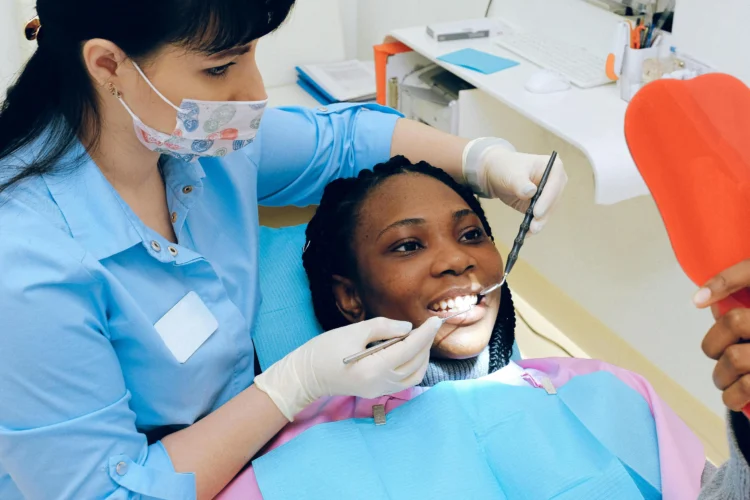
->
[427, 285, 483, 307]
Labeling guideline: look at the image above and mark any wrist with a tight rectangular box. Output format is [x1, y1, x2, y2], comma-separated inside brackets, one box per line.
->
[253, 351, 318, 422]
[462, 137, 516, 197]
[730, 410, 750, 465]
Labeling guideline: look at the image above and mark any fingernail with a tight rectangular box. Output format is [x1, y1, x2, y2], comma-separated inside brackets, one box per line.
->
[523, 185, 537, 197]
[395, 320, 413, 331]
[426, 316, 442, 328]
[693, 288, 711, 305]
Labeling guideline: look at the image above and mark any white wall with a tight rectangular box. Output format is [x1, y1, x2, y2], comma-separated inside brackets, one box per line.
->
[338, 0, 358, 59]
[670, 0, 750, 84]
[256, 0, 347, 87]
[2, 0, 492, 94]
[353, 0, 490, 61]
[259, 0, 490, 86]
[0, 0, 35, 99]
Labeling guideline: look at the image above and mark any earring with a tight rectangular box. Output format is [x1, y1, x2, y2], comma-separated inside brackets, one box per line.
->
[107, 82, 122, 99]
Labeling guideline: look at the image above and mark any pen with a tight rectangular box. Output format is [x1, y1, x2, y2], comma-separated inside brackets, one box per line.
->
[632, 19, 646, 50]
[645, 24, 654, 48]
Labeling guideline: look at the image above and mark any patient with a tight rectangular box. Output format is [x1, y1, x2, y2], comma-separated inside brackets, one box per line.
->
[219, 156, 749, 500]
[302, 155, 516, 384]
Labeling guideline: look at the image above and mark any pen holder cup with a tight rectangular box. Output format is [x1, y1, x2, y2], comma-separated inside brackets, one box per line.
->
[619, 45, 660, 102]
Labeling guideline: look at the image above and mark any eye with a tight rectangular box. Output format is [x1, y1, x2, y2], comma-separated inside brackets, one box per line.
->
[205, 62, 236, 78]
[459, 228, 485, 243]
[392, 240, 423, 253]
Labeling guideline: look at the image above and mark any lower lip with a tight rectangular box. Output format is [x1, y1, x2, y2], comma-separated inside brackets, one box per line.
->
[428, 297, 488, 326]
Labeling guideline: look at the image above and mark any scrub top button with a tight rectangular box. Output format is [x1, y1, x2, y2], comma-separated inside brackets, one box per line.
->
[237, 356, 250, 371]
[171, 212, 178, 223]
[150, 240, 161, 252]
[182, 185, 194, 194]
[168, 246, 178, 257]
[116, 461, 128, 476]
[317, 106, 328, 112]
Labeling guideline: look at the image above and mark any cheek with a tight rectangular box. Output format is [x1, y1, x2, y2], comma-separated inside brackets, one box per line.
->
[359, 262, 425, 318]
[222, 62, 267, 102]
[129, 84, 179, 135]
[237, 61, 267, 101]
[479, 246, 503, 279]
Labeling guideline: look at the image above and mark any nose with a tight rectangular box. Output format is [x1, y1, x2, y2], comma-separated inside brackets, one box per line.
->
[235, 60, 268, 102]
[430, 240, 477, 278]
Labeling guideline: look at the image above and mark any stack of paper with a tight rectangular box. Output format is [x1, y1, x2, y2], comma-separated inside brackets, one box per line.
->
[296, 60, 377, 105]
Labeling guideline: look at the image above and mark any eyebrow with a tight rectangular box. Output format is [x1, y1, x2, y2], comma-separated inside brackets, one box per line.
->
[207, 44, 252, 61]
[453, 209, 475, 221]
[377, 218, 425, 241]
[375, 209, 477, 241]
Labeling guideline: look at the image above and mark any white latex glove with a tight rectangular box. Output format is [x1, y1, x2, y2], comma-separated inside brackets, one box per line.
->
[254, 316, 442, 421]
[463, 138, 568, 234]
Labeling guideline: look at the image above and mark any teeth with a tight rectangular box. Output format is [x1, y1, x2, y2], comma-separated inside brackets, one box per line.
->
[430, 295, 478, 313]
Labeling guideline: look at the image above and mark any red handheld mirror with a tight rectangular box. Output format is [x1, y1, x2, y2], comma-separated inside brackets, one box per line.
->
[625, 73, 750, 418]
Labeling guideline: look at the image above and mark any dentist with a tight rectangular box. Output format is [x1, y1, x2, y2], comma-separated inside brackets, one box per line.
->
[0, 2, 566, 499]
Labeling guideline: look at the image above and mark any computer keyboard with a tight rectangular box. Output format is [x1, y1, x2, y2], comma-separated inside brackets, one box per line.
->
[494, 31, 611, 88]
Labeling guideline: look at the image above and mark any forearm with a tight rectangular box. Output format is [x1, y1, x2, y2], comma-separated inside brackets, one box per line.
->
[390, 119, 469, 182]
[162, 385, 288, 500]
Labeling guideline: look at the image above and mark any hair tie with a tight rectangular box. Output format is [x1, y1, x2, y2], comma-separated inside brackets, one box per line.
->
[24, 16, 41, 42]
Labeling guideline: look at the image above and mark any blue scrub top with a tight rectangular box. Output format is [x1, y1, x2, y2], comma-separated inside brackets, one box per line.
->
[0, 103, 401, 499]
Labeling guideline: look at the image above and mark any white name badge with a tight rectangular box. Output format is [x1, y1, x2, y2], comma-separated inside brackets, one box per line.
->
[154, 291, 219, 363]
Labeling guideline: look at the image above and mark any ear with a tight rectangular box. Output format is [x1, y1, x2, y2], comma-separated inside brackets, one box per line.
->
[81, 38, 129, 88]
[332, 275, 366, 323]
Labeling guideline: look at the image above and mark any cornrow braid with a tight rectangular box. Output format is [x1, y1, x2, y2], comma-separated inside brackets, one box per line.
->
[302, 155, 515, 371]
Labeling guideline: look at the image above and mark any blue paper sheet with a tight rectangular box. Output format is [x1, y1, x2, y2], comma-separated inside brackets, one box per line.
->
[253, 372, 661, 500]
[437, 48, 519, 75]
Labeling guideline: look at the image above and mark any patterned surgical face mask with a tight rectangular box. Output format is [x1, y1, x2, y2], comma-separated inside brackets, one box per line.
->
[115, 62, 267, 162]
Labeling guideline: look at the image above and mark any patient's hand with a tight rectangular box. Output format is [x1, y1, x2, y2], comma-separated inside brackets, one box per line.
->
[695, 260, 750, 412]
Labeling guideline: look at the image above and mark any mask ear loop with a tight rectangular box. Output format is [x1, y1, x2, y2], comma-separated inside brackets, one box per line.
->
[107, 82, 177, 146]
[108, 82, 144, 123]
[131, 62, 185, 113]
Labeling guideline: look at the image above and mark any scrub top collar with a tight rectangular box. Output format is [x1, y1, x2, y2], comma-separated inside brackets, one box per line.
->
[40, 140, 207, 262]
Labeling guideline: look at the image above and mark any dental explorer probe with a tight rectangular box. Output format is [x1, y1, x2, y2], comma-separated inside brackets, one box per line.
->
[479, 151, 558, 301]
[342, 309, 472, 365]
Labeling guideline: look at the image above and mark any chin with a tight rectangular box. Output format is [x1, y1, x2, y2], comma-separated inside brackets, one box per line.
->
[431, 323, 493, 360]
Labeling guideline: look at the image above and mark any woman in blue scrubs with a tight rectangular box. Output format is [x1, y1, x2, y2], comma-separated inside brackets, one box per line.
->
[0, 2, 566, 498]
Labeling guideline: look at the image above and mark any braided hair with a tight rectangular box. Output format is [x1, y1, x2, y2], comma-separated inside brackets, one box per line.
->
[302, 155, 516, 372]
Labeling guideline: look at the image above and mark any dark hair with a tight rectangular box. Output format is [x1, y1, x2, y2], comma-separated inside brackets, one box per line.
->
[0, 0, 295, 194]
[302, 156, 516, 371]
